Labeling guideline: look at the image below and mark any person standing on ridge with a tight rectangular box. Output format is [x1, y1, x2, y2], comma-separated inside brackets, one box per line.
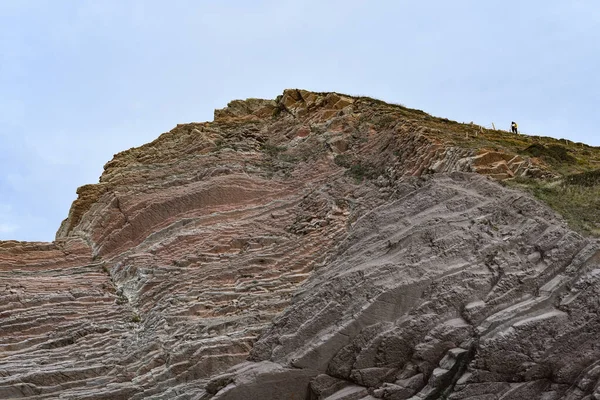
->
[511, 121, 518, 134]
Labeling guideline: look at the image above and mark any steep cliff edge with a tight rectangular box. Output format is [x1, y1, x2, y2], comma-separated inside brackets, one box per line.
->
[1, 89, 600, 399]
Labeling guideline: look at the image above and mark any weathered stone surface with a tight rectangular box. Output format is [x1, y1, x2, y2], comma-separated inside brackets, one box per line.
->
[2, 89, 599, 399]
[311, 374, 355, 399]
[207, 361, 318, 400]
[249, 173, 600, 399]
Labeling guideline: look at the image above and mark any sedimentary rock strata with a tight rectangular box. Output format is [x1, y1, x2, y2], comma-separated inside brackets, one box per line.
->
[1, 90, 599, 399]
[247, 173, 600, 400]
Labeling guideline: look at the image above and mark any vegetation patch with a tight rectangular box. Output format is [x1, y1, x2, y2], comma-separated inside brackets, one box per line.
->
[116, 294, 128, 305]
[213, 138, 225, 151]
[508, 176, 600, 237]
[259, 142, 311, 179]
[373, 114, 397, 129]
[334, 155, 385, 182]
[522, 143, 576, 164]
[261, 143, 287, 157]
[334, 154, 352, 168]
[564, 169, 600, 187]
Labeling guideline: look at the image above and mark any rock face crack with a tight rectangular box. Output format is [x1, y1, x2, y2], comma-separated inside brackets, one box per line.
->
[114, 195, 131, 225]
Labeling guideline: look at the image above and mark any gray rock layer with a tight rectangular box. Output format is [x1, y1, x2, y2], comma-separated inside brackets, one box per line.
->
[213, 173, 600, 400]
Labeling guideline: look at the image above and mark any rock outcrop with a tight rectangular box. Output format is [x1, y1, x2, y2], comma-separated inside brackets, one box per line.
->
[1, 90, 599, 399]
[249, 173, 600, 400]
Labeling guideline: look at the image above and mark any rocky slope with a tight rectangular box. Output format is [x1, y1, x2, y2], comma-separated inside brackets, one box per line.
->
[1, 89, 600, 399]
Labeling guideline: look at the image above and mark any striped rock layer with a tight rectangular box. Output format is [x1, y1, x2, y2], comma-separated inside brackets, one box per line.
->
[1, 90, 599, 400]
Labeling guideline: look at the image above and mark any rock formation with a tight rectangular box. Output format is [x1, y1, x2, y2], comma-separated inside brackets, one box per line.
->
[1, 89, 599, 399]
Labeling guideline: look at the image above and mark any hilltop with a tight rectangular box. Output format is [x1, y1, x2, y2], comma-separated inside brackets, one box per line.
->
[60, 89, 600, 243]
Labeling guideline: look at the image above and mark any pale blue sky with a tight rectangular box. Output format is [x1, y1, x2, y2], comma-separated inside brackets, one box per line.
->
[1, 0, 598, 241]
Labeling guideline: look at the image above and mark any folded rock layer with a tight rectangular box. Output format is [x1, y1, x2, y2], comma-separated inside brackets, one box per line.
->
[1, 90, 599, 399]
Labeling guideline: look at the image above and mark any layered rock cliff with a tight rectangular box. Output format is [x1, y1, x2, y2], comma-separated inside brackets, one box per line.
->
[2, 90, 600, 399]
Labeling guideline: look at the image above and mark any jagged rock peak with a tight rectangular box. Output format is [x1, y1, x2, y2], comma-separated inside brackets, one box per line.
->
[214, 89, 356, 122]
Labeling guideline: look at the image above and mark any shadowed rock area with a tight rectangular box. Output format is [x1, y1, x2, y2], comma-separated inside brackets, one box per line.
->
[1, 89, 600, 399]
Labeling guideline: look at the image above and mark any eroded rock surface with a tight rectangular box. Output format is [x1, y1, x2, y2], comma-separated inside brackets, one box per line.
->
[246, 173, 600, 400]
[1, 90, 599, 399]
